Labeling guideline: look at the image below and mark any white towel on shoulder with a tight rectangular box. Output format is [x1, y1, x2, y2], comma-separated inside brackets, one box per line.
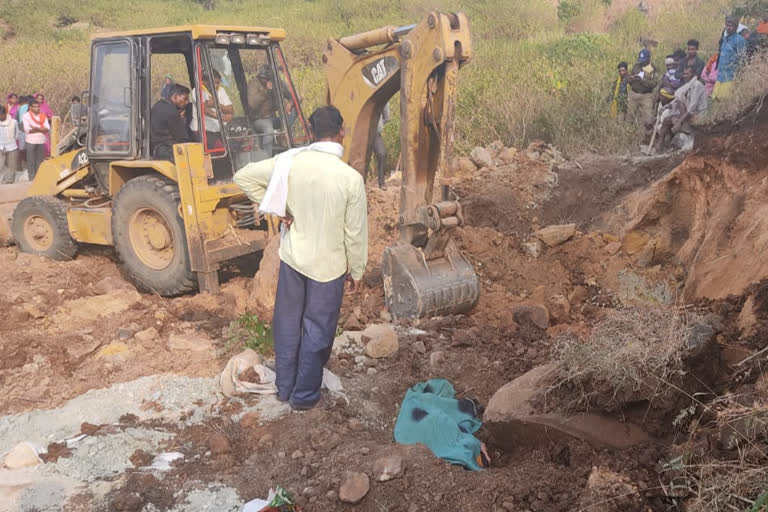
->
[258, 141, 345, 218]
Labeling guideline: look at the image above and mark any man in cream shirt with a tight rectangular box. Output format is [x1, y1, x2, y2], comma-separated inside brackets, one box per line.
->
[234, 105, 368, 410]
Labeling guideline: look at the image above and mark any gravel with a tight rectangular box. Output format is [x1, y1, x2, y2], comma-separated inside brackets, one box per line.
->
[0, 375, 220, 456]
[0, 374, 293, 512]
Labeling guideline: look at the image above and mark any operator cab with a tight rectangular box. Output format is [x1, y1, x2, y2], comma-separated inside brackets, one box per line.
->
[87, 26, 310, 183]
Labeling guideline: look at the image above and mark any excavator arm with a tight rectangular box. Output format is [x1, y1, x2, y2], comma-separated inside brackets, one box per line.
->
[323, 11, 479, 320]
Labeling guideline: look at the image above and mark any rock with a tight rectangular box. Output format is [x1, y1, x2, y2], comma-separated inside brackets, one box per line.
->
[569, 286, 588, 304]
[546, 295, 570, 325]
[66, 335, 102, 360]
[429, 351, 445, 367]
[207, 433, 231, 456]
[348, 419, 365, 432]
[484, 364, 649, 450]
[511, 303, 550, 329]
[470, 147, 494, 169]
[333, 331, 365, 354]
[498, 147, 518, 163]
[521, 240, 541, 259]
[622, 231, 650, 255]
[258, 433, 274, 446]
[354, 355, 368, 366]
[412, 340, 427, 354]
[685, 321, 715, 356]
[534, 224, 576, 247]
[502, 502, 515, 511]
[310, 430, 342, 452]
[604, 241, 622, 255]
[247, 235, 280, 323]
[360, 446, 371, 456]
[343, 315, 361, 331]
[167, 331, 214, 352]
[22, 303, 45, 319]
[135, 327, 159, 344]
[118, 324, 140, 340]
[325, 490, 338, 501]
[580, 467, 645, 512]
[451, 156, 477, 177]
[338, 471, 370, 504]
[373, 454, 404, 482]
[363, 324, 399, 359]
[60, 289, 142, 322]
[488, 140, 504, 154]
[94, 276, 136, 295]
[239, 411, 260, 428]
[366, 367, 377, 376]
[452, 327, 477, 347]
[737, 296, 757, 337]
[4, 442, 41, 468]
[292, 449, 304, 460]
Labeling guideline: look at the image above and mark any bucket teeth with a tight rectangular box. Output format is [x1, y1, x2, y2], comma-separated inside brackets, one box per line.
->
[382, 239, 479, 320]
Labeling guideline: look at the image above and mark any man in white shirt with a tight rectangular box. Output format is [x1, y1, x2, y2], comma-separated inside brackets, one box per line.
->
[655, 66, 708, 152]
[22, 100, 49, 179]
[190, 69, 234, 151]
[0, 106, 20, 184]
[234, 106, 368, 410]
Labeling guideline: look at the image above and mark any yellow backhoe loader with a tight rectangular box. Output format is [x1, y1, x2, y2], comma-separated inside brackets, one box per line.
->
[8, 11, 478, 319]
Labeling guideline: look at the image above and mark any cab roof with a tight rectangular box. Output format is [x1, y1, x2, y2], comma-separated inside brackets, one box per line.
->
[92, 25, 286, 41]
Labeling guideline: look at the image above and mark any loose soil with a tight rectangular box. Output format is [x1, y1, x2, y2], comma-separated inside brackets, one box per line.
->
[2, 116, 768, 510]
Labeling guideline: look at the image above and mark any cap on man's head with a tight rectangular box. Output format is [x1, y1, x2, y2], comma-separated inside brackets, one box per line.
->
[638, 49, 651, 62]
[665, 57, 675, 65]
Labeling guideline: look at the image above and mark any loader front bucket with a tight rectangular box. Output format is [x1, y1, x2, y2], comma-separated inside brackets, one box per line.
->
[381, 239, 479, 320]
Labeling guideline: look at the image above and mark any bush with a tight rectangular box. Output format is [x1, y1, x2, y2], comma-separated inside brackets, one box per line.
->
[551, 306, 696, 411]
[226, 313, 274, 355]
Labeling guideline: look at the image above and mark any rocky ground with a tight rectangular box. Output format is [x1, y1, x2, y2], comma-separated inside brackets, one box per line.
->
[1, 107, 768, 511]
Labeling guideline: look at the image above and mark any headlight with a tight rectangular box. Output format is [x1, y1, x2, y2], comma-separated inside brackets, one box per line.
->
[231, 34, 246, 45]
[215, 34, 231, 45]
[247, 33, 269, 46]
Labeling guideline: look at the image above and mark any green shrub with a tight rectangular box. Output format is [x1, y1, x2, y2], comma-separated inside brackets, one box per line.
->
[226, 313, 274, 355]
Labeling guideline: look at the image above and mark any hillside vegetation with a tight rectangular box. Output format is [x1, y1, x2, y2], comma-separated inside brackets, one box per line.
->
[0, 0, 737, 155]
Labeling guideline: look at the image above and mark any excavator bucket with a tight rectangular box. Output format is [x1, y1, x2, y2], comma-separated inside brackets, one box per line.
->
[382, 239, 479, 320]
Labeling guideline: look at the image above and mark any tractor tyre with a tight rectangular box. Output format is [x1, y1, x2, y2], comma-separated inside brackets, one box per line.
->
[11, 196, 77, 260]
[111, 175, 197, 295]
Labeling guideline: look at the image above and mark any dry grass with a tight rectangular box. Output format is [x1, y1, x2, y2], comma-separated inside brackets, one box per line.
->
[707, 49, 768, 124]
[551, 306, 695, 411]
[663, 395, 768, 512]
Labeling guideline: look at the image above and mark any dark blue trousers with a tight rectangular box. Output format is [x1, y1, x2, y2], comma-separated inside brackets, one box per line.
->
[273, 261, 345, 407]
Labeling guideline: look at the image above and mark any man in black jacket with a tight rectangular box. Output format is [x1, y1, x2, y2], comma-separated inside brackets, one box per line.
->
[627, 48, 659, 130]
[150, 84, 190, 161]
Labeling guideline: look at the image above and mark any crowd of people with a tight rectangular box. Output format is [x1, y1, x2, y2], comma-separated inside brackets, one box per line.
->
[0, 92, 58, 184]
[608, 13, 768, 152]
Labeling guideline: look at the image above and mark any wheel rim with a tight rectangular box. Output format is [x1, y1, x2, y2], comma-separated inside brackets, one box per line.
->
[128, 208, 175, 270]
[23, 215, 54, 252]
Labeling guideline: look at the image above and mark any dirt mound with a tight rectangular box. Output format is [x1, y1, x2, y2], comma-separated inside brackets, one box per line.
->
[607, 107, 768, 301]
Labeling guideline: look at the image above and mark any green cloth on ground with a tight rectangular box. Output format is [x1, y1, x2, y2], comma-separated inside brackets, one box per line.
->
[393, 379, 485, 471]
